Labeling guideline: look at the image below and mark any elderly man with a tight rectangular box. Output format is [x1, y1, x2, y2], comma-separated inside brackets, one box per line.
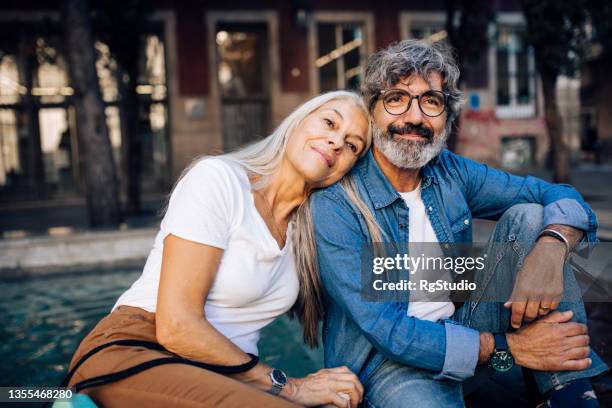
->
[311, 40, 608, 408]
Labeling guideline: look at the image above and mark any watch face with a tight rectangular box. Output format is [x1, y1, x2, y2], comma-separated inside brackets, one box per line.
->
[491, 350, 515, 372]
[271, 369, 287, 386]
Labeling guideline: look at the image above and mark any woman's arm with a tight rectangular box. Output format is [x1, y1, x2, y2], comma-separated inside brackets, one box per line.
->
[156, 234, 363, 407]
[156, 234, 272, 387]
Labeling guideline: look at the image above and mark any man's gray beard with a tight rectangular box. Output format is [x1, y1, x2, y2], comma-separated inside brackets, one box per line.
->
[372, 124, 448, 169]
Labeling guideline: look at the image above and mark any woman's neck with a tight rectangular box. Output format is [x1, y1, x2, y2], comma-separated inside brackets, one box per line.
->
[255, 160, 309, 222]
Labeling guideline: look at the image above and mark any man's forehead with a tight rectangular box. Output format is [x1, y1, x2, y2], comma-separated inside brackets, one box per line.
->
[394, 71, 443, 91]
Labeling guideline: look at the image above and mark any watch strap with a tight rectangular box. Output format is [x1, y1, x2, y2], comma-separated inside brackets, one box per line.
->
[268, 369, 286, 396]
[493, 333, 508, 351]
[268, 384, 283, 396]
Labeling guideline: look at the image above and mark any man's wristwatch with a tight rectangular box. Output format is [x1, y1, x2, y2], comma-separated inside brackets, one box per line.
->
[490, 334, 515, 373]
[269, 368, 288, 395]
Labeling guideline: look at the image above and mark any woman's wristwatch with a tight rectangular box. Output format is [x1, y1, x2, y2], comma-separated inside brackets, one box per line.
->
[268, 368, 288, 395]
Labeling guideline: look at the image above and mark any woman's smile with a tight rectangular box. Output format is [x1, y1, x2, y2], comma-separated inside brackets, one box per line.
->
[311, 145, 335, 168]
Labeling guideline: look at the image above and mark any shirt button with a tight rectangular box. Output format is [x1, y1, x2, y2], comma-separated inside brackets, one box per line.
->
[464, 219, 470, 225]
[428, 206, 433, 212]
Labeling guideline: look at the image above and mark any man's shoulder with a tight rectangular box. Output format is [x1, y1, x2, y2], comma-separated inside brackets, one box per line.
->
[427, 149, 482, 182]
[311, 182, 349, 205]
[310, 182, 366, 236]
[434, 148, 487, 169]
[431, 148, 462, 168]
[310, 180, 367, 222]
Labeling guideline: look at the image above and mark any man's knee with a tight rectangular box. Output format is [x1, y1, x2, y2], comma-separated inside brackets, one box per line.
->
[498, 203, 544, 242]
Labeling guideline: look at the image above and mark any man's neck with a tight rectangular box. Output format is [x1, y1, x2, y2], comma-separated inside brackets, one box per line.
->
[372, 146, 422, 193]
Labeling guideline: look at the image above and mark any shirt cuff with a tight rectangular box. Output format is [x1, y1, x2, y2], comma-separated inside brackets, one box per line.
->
[433, 321, 480, 382]
[543, 198, 598, 252]
[543, 198, 589, 231]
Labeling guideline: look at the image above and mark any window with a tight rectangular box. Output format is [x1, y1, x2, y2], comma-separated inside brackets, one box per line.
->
[135, 32, 169, 194]
[501, 136, 536, 168]
[495, 27, 536, 118]
[315, 22, 367, 92]
[401, 12, 489, 89]
[0, 23, 169, 201]
[401, 12, 447, 43]
[0, 33, 76, 200]
[408, 22, 446, 43]
[215, 24, 270, 151]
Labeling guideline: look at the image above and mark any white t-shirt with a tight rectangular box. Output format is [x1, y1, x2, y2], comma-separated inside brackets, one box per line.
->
[400, 184, 455, 322]
[114, 158, 300, 355]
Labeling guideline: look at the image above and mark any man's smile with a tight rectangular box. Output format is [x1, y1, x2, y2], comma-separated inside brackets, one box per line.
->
[393, 133, 430, 141]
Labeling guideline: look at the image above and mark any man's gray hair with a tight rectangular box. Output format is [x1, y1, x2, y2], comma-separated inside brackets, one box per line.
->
[362, 39, 464, 125]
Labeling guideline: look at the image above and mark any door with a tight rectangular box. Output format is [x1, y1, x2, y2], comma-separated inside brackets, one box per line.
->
[215, 23, 271, 151]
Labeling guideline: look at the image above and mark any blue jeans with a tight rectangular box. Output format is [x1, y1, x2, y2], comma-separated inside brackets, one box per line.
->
[363, 204, 609, 408]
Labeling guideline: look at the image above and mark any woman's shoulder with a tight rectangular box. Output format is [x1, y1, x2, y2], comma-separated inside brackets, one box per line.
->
[188, 156, 246, 179]
[183, 157, 250, 191]
[162, 157, 248, 244]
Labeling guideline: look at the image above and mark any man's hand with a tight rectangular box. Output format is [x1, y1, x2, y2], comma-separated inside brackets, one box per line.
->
[504, 224, 584, 328]
[506, 310, 591, 372]
[504, 237, 566, 328]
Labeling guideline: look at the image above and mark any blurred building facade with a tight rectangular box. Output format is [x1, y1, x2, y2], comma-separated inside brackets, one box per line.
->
[580, 48, 612, 164]
[0, 0, 587, 213]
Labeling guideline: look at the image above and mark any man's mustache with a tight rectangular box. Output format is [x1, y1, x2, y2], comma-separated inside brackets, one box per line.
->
[387, 123, 434, 140]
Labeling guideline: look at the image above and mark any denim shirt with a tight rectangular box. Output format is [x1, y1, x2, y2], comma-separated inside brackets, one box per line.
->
[310, 149, 598, 383]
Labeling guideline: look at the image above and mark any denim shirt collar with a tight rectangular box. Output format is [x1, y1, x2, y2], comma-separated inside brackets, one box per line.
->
[355, 150, 439, 210]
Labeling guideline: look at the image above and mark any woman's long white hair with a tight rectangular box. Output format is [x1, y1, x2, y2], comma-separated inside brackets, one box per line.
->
[170, 90, 373, 347]
[219, 90, 368, 187]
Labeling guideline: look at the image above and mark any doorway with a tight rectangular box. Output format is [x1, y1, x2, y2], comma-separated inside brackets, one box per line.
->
[215, 23, 271, 151]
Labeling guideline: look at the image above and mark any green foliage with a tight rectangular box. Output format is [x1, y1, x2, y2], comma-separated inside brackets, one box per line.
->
[521, 0, 589, 77]
[90, 0, 154, 75]
[585, 0, 612, 61]
[445, 0, 494, 81]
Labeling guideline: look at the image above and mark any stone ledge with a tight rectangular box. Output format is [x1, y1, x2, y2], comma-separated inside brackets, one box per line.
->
[0, 228, 156, 278]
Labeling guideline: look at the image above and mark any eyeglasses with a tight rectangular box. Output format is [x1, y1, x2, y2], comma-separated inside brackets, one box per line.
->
[378, 89, 448, 117]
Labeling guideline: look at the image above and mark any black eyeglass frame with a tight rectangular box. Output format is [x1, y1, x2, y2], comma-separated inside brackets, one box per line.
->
[376, 89, 449, 118]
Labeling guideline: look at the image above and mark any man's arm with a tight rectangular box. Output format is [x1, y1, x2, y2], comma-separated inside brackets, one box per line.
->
[543, 224, 584, 250]
[505, 226, 583, 328]
[311, 189, 592, 378]
[478, 332, 495, 364]
[311, 189, 481, 381]
[442, 150, 596, 326]
[477, 312, 591, 372]
[442, 149, 597, 245]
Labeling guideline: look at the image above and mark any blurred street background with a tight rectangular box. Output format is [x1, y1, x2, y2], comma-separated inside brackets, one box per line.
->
[0, 0, 611, 406]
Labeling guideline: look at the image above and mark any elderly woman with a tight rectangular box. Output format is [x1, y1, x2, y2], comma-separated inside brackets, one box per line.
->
[66, 91, 371, 408]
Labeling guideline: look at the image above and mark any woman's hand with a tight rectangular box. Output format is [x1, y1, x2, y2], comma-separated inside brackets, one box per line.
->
[283, 366, 364, 408]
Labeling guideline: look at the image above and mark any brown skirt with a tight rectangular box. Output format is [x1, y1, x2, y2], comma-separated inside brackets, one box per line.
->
[68, 305, 300, 408]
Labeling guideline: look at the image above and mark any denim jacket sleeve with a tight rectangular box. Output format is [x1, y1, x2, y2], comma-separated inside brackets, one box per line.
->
[311, 189, 480, 381]
[441, 150, 598, 245]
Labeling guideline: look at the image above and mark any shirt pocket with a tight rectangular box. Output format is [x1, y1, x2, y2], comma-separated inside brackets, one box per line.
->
[450, 211, 472, 241]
